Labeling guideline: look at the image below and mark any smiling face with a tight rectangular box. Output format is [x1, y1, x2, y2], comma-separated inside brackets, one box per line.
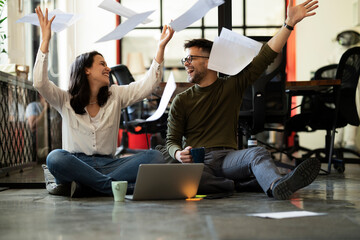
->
[85, 55, 111, 88]
[184, 47, 209, 85]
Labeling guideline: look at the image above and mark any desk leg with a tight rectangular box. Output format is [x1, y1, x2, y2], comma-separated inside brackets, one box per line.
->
[327, 129, 335, 173]
[328, 85, 341, 173]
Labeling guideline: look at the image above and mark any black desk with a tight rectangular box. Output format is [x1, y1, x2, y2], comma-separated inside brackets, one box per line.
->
[286, 79, 341, 92]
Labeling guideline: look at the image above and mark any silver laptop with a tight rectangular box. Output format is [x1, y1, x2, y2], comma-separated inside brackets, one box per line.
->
[125, 163, 204, 201]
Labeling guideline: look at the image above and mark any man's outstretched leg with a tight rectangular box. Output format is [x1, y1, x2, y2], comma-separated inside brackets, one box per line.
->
[222, 147, 321, 200]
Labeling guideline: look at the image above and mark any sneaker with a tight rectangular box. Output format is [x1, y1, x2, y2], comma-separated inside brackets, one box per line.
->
[42, 164, 70, 196]
[42, 164, 55, 183]
[272, 158, 320, 200]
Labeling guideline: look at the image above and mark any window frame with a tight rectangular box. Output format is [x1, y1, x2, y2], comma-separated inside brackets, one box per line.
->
[119, 0, 286, 72]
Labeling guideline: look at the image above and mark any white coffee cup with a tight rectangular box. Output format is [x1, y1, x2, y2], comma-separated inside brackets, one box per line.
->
[111, 181, 128, 202]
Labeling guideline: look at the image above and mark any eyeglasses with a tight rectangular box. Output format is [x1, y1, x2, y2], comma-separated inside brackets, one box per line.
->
[181, 55, 209, 65]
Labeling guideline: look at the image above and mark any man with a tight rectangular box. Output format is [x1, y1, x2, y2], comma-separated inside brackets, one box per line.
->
[25, 94, 50, 162]
[166, 0, 320, 200]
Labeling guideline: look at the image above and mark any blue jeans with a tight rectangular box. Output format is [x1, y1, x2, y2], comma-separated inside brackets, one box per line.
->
[46, 149, 165, 195]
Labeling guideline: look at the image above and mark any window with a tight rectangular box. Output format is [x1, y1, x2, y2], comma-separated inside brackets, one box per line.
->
[120, 0, 285, 82]
[221, 0, 285, 36]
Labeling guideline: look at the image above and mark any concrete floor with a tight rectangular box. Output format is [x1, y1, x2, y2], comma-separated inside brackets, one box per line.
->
[1, 163, 360, 240]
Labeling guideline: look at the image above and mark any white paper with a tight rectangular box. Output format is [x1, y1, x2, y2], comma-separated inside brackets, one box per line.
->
[98, 0, 152, 24]
[16, 9, 80, 33]
[96, 10, 154, 43]
[146, 72, 176, 121]
[219, 27, 262, 50]
[247, 211, 327, 219]
[169, 0, 225, 32]
[207, 28, 263, 75]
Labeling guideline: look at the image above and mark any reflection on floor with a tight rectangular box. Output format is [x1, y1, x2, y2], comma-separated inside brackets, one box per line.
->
[0, 164, 360, 240]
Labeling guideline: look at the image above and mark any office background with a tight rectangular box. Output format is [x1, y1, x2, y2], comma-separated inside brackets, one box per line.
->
[2, 0, 360, 150]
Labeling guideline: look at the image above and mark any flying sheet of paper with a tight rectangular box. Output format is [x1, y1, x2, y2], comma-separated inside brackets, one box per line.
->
[146, 72, 176, 122]
[208, 27, 263, 76]
[96, 10, 154, 43]
[16, 9, 80, 33]
[98, 0, 152, 24]
[247, 211, 327, 219]
[169, 0, 225, 32]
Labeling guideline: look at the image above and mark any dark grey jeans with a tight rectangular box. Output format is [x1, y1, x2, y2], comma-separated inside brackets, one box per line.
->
[198, 147, 282, 194]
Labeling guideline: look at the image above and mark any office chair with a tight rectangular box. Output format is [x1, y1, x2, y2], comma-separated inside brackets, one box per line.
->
[285, 47, 360, 173]
[238, 38, 288, 154]
[237, 38, 295, 171]
[316, 64, 360, 164]
[109, 64, 167, 156]
[283, 64, 340, 158]
[313, 64, 338, 80]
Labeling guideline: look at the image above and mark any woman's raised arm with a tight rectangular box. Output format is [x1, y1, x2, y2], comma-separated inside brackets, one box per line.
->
[35, 7, 55, 53]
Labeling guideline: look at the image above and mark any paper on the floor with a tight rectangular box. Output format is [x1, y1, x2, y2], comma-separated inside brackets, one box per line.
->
[96, 10, 154, 43]
[247, 211, 327, 219]
[146, 72, 176, 121]
[98, 0, 152, 24]
[208, 27, 263, 76]
[169, 0, 225, 32]
[16, 9, 80, 32]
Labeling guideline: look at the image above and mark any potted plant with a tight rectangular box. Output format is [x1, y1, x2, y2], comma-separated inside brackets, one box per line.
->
[0, 0, 7, 56]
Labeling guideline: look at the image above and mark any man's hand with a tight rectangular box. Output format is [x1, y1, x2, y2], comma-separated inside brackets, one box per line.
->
[175, 146, 193, 163]
[268, 0, 318, 53]
[286, 0, 318, 27]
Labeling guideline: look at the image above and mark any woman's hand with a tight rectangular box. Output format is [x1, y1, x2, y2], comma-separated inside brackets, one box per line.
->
[155, 25, 175, 64]
[35, 7, 55, 53]
[158, 25, 175, 50]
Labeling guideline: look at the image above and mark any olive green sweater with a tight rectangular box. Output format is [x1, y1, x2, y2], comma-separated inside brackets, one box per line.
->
[166, 44, 278, 159]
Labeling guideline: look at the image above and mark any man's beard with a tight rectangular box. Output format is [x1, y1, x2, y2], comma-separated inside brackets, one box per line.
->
[187, 69, 206, 84]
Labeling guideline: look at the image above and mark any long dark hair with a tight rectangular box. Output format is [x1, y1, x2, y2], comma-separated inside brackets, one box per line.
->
[68, 51, 111, 114]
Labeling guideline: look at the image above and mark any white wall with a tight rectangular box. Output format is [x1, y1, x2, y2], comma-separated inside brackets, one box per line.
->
[296, 0, 359, 80]
[57, 0, 116, 90]
[296, 0, 359, 149]
[6, 0, 27, 66]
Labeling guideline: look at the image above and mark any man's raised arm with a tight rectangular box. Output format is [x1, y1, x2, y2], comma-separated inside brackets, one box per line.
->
[268, 0, 318, 53]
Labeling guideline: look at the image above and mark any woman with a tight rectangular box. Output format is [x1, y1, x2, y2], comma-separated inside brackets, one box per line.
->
[34, 7, 174, 197]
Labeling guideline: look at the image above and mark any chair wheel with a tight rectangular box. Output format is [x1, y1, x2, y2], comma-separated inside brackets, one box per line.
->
[334, 162, 345, 173]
